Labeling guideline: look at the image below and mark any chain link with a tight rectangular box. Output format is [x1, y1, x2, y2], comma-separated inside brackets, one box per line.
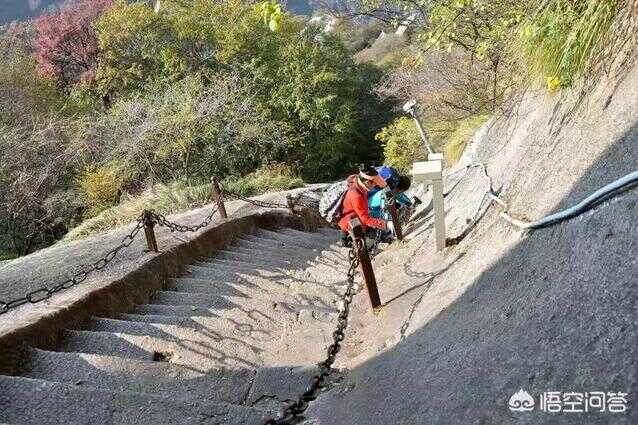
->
[150, 205, 218, 233]
[264, 239, 362, 424]
[0, 216, 145, 316]
[221, 187, 290, 209]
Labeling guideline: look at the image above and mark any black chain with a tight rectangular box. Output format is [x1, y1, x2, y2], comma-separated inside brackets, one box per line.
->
[150, 205, 218, 233]
[264, 240, 361, 424]
[221, 187, 290, 209]
[0, 204, 223, 316]
[0, 215, 145, 316]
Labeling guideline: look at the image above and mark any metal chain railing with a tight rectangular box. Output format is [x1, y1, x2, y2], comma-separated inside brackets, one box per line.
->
[149, 206, 219, 233]
[0, 215, 146, 316]
[264, 239, 361, 425]
[0, 203, 222, 316]
[220, 187, 290, 210]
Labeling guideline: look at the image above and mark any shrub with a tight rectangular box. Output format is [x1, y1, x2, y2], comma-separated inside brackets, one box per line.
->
[376, 117, 427, 174]
[63, 168, 304, 241]
[0, 119, 82, 255]
[73, 72, 289, 188]
[222, 164, 304, 197]
[78, 164, 123, 216]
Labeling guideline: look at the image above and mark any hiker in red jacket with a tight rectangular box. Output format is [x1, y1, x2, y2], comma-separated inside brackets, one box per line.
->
[338, 166, 387, 246]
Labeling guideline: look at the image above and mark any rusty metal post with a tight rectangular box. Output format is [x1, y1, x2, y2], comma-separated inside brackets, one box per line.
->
[349, 218, 381, 309]
[387, 198, 403, 241]
[142, 210, 159, 253]
[211, 177, 227, 219]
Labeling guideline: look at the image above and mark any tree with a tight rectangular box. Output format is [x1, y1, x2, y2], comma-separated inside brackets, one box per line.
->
[35, 0, 113, 89]
[0, 22, 63, 126]
[94, 1, 182, 98]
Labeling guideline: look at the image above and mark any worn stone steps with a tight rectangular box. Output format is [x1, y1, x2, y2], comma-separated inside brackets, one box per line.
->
[166, 277, 339, 308]
[255, 229, 333, 250]
[1, 225, 352, 425]
[20, 348, 254, 404]
[20, 348, 319, 411]
[58, 328, 263, 369]
[209, 250, 292, 268]
[0, 375, 269, 425]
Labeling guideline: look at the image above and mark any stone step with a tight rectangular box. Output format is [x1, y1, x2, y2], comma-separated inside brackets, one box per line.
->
[195, 257, 288, 273]
[255, 229, 331, 250]
[20, 348, 322, 413]
[316, 227, 342, 238]
[167, 277, 253, 296]
[182, 262, 347, 295]
[232, 236, 346, 269]
[278, 227, 338, 243]
[131, 298, 339, 320]
[151, 290, 239, 308]
[0, 375, 269, 425]
[148, 291, 335, 316]
[113, 313, 275, 340]
[225, 245, 299, 262]
[209, 250, 291, 268]
[167, 277, 338, 308]
[20, 348, 254, 404]
[58, 328, 262, 369]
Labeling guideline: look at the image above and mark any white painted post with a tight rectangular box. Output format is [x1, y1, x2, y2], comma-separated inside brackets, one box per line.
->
[428, 152, 444, 162]
[411, 159, 446, 251]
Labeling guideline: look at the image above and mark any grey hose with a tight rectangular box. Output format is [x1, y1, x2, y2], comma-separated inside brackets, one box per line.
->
[498, 170, 638, 230]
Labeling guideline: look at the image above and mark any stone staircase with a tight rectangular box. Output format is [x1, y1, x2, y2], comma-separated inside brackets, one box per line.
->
[0, 226, 348, 425]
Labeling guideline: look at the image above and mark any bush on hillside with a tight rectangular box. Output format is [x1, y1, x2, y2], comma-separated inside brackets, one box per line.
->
[78, 164, 123, 216]
[221, 164, 304, 197]
[73, 72, 288, 192]
[0, 119, 82, 255]
[354, 33, 409, 68]
[375, 116, 427, 174]
[64, 164, 304, 241]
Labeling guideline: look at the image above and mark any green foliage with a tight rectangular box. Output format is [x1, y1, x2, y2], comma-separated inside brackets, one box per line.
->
[423, 0, 524, 61]
[222, 164, 304, 197]
[0, 27, 63, 125]
[258, 0, 284, 32]
[443, 115, 488, 164]
[78, 164, 123, 216]
[65, 165, 303, 241]
[518, 0, 618, 89]
[64, 180, 215, 241]
[354, 33, 410, 68]
[94, 1, 183, 96]
[76, 72, 286, 186]
[2, 0, 396, 256]
[376, 117, 427, 173]
[333, 19, 386, 53]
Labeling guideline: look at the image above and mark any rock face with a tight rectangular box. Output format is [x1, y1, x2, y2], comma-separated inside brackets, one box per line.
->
[0, 225, 350, 424]
[303, 54, 638, 423]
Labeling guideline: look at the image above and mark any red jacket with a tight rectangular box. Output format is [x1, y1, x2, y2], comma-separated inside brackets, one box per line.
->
[338, 176, 387, 233]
